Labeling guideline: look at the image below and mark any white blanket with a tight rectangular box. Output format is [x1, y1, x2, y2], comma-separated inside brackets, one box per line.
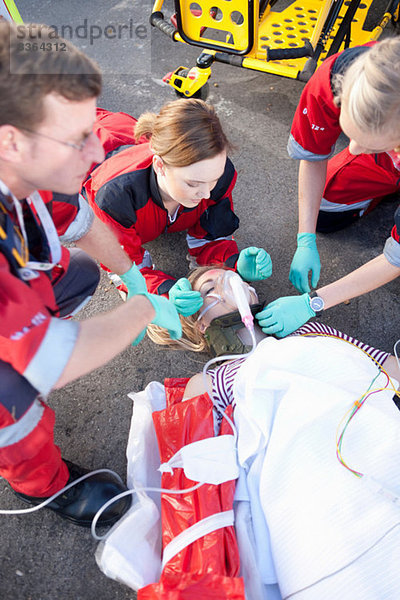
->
[96, 335, 400, 599]
[233, 336, 400, 599]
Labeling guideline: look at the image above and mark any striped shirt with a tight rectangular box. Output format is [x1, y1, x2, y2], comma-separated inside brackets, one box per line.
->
[208, 323, 389, 426]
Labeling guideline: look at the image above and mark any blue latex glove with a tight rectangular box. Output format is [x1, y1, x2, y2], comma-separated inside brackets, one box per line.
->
[236, 247, 273, 281]
[289, 233, 321, 293]
[139, 292, 182, 340]
[120, 263, 147, 298]
[120, 264, 148, 345]
[255, 293, 315, 338]
[169, 278, 204, 317]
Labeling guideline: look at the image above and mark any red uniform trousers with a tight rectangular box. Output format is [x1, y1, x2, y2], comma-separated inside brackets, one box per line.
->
[0, 249, 99, 496]
[324, 148, 400, 206]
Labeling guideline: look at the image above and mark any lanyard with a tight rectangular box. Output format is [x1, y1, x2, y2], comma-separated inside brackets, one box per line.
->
[11, 190, 62, 271]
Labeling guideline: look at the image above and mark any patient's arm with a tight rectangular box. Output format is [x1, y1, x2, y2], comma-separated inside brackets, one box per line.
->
[183, 372, 212, 400]
[382, 356, 400, 388]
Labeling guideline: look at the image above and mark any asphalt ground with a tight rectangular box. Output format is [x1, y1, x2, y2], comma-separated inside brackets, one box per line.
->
[0, 1, 399, 598]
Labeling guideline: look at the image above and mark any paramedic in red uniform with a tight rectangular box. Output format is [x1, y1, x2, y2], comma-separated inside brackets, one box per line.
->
[0, 22, 181, 527]
[255, 38, 400, 337]
[83, 99, 273, 319]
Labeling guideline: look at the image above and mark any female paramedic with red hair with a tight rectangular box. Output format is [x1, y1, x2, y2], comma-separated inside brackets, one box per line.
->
[84, 99, 272, 321]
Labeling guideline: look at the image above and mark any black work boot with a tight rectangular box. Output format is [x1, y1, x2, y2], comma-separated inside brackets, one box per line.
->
[12, 460, 131, 527]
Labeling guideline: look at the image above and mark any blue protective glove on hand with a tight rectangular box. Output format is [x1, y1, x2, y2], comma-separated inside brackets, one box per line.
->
[120, 263, 148, 298]
[237, 247, 273, 281]
[169, 278, 204, 317]
[139, 292, 182, 341]
[255, 293, 315, 338]
[289, 233, 321, 293]
[120, 264, 148, 345]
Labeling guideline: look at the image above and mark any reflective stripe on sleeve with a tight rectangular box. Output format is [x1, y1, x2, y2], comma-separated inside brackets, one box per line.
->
[23, 318, 79, 397]
[108, 250, 153, 288]
[186, 234, 234, 249]
[320, 197, 373, 212]
[59, 194, 95, 243]
[287, 134, 335, 161]
[0, 398, 44, 448]
[132, 249, 153, 270]
[383, 236, 400, 268]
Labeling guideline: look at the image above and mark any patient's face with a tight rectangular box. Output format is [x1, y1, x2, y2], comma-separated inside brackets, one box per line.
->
[193, 268, 259, 331]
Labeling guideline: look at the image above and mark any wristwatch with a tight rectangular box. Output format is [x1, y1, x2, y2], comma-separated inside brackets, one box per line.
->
[308, 291, 325, 317]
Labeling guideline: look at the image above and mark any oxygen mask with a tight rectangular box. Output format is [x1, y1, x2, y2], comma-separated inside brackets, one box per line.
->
[200, 270, 259, 400]
[197, 270, 256, 330]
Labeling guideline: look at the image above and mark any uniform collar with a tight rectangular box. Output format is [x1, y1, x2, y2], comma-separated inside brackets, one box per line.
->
[0, 178, 18, 212]
[149, 165, 198, 214]
[149, 165, 166, 210]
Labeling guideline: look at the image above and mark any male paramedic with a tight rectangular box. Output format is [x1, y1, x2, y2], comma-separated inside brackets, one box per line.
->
[0, 21, 181, 527]
[256, 38, 400, 337]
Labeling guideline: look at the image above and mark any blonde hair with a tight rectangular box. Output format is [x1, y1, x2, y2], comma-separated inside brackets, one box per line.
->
[334, 37, 400, 139]
[147, 266, 230, 351]
[133, 99, 231, 167]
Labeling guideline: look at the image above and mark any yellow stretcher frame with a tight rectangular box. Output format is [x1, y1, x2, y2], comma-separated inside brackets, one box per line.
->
[150, 0, 400, 95]
[0, 0, 23, 23]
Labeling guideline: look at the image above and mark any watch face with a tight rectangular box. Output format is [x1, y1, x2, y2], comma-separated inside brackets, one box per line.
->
[310, 296, 324, 312]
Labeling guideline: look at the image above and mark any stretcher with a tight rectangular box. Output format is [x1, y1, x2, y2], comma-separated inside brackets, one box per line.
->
[150, 0, 400, 97]
[0, 0, 22, 22]
[95, 335, 400, 599]
[96, 379, 245, 598]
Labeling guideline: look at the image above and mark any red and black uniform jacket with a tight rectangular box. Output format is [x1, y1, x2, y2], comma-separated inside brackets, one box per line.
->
[0, 185, 93, 399]
[287, 42, 400, 268]
[84, 109, 240, 295]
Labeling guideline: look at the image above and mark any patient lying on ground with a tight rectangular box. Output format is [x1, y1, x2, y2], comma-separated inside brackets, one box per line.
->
[149, 265, 400, 405]
[99, 267, 400, 599]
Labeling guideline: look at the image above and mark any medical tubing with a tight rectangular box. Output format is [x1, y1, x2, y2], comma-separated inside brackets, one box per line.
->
[394, 339, 400, 372]
[91, 482, 205, 541]
[0, 469, 124, 515]
[0, 468, 206, 542]
[201, 325, 257, 442]
[336, 370, 386, 477]
[229, 273, 254, 330]
[196, 294, 221, 321]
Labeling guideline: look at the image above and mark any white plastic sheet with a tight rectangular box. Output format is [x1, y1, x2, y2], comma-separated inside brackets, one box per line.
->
[95, 383, 165, 590]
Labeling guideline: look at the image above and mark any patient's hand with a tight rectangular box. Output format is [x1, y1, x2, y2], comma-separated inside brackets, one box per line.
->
[183, 372, 212, 400]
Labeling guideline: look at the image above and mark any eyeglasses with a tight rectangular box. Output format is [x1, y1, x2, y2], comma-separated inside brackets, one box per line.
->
[21, 128, 93, 152]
